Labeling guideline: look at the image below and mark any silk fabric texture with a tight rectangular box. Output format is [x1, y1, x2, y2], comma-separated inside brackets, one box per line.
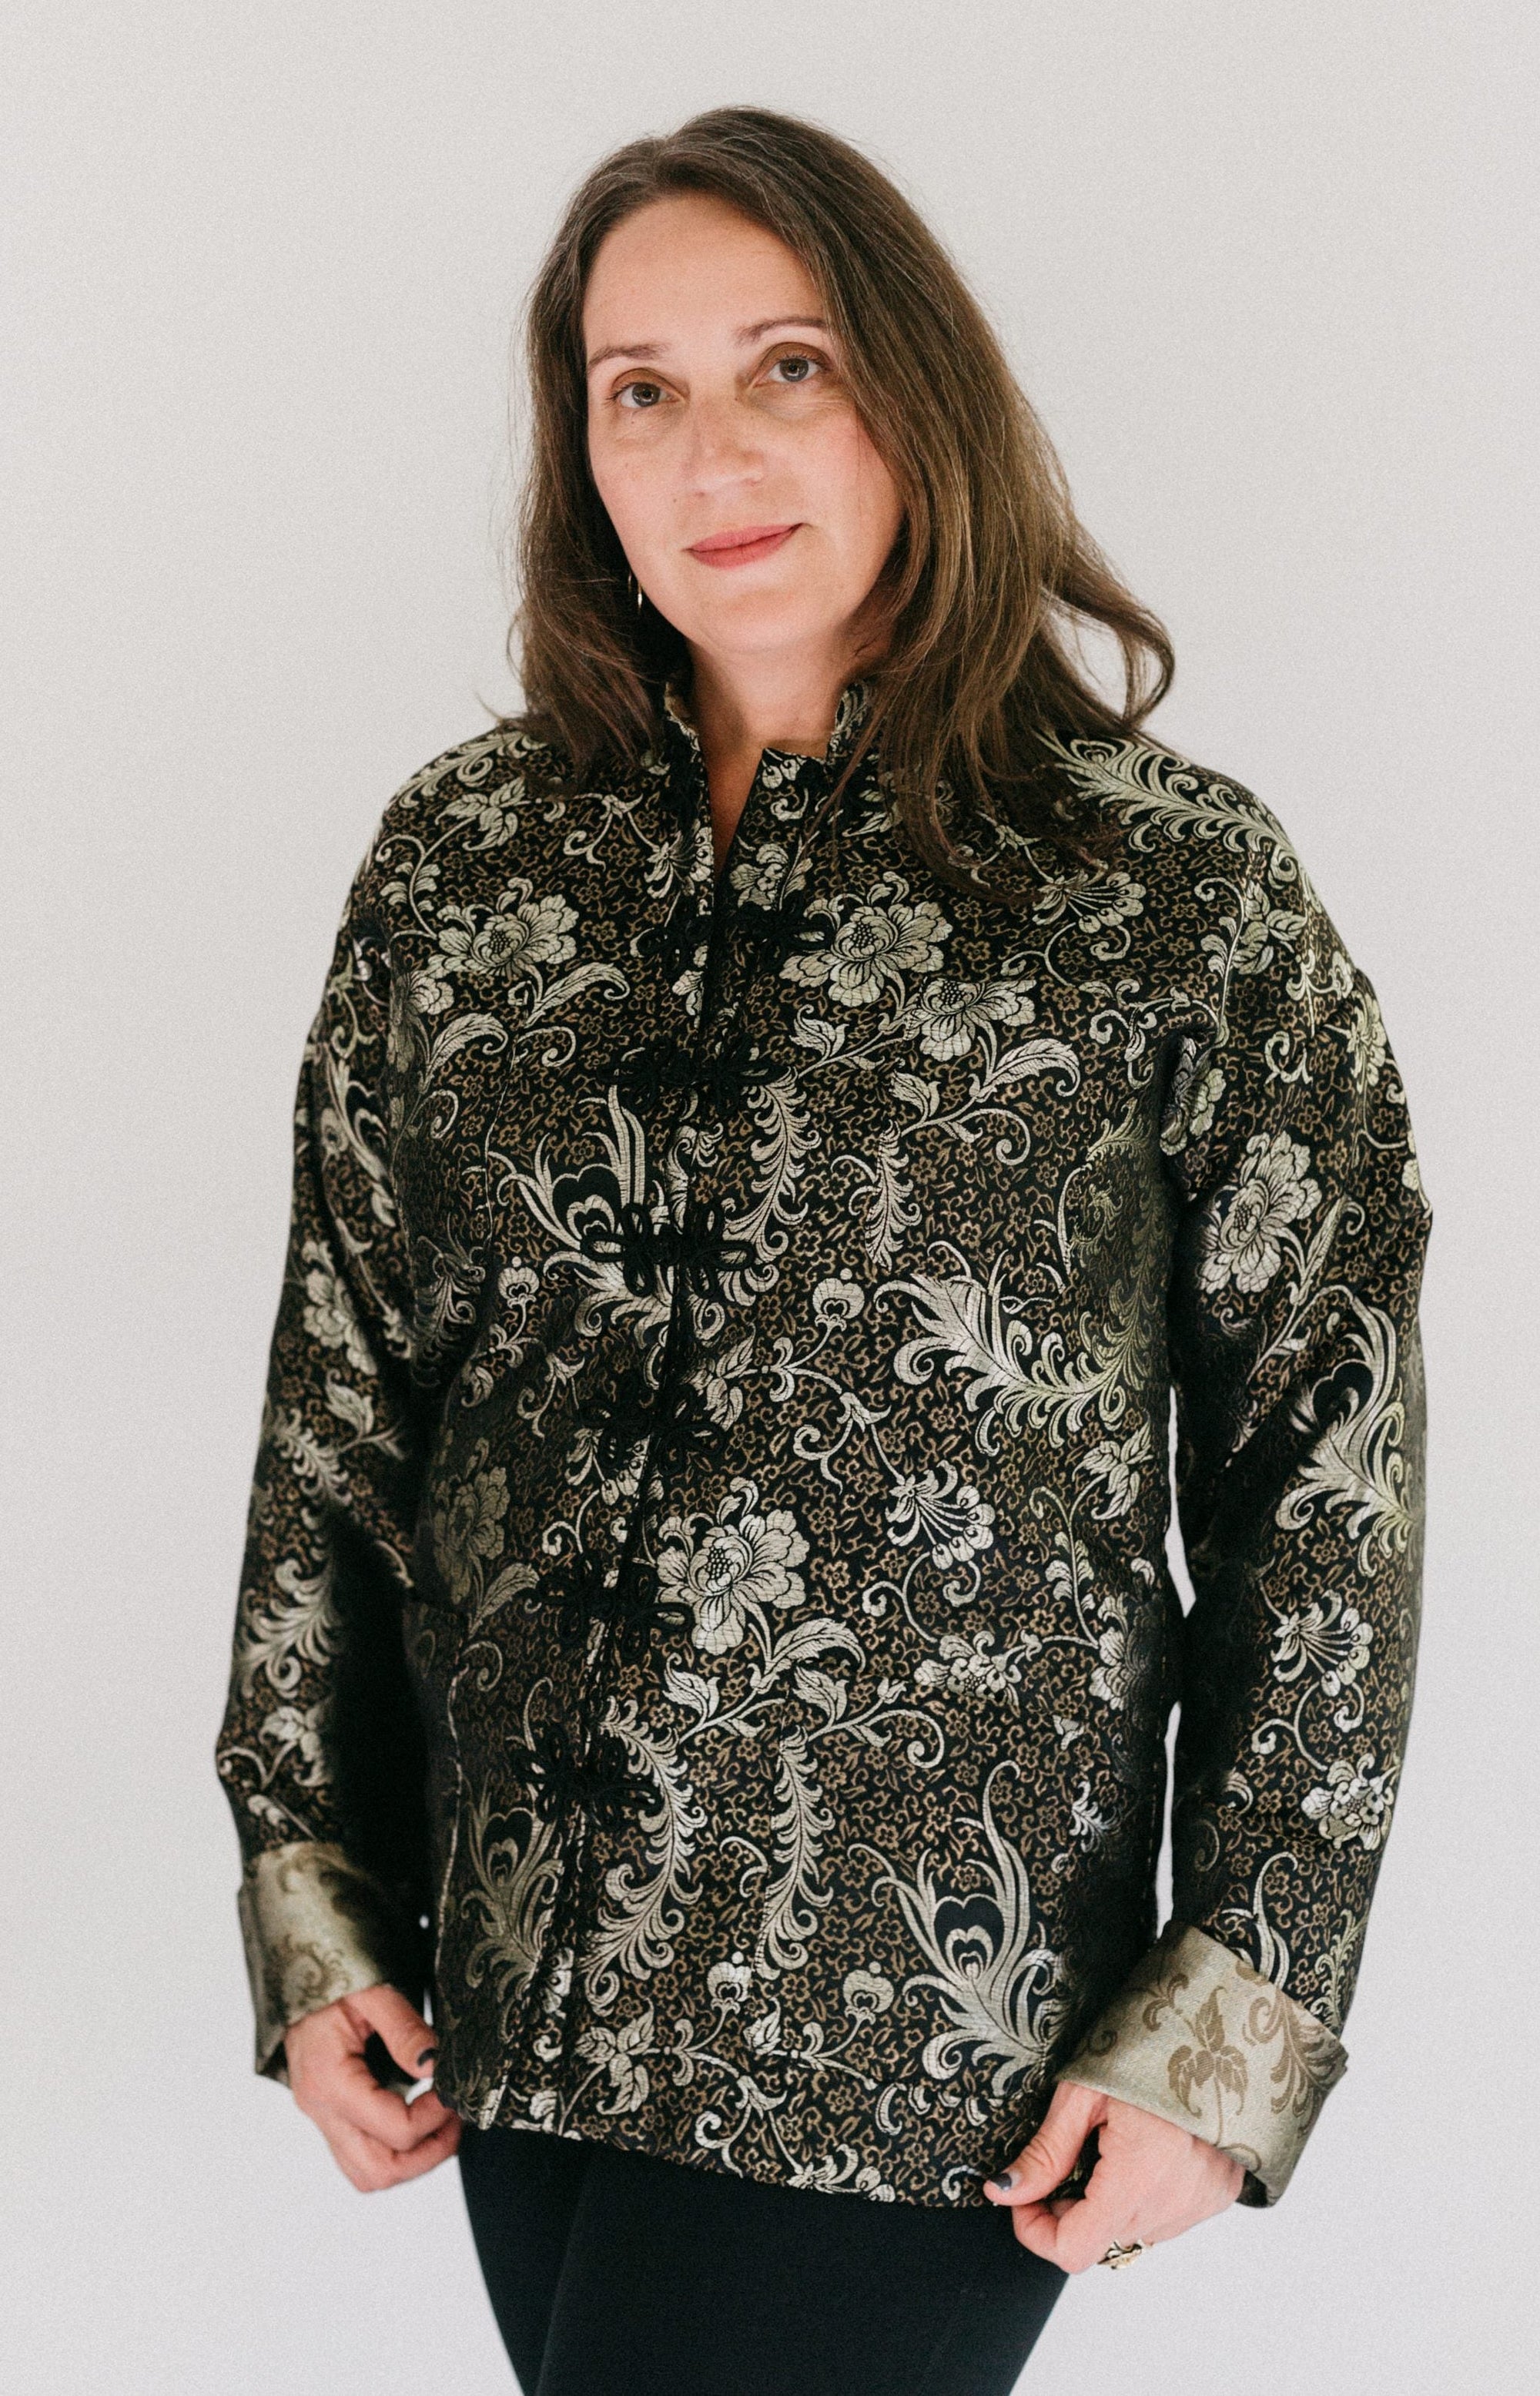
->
[216, 681, 1430, 2209]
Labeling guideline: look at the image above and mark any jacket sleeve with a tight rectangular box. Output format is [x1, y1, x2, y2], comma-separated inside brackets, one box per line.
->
[215, 841, 434, 2081]
[1056, 823, 1432, 2203]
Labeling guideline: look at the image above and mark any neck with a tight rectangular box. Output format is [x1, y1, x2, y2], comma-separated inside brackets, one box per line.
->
[682, 644, 855, 775]
[680, 635, 876, 875]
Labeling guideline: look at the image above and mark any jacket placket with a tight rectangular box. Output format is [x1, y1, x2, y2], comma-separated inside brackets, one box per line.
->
[484, 712, 845, 2094]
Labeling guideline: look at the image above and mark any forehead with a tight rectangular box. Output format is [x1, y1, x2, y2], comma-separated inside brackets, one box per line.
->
[582, 193, 821, 350]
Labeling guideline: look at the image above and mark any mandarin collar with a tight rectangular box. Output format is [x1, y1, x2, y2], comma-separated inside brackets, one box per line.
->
[661, 675, 872, 772]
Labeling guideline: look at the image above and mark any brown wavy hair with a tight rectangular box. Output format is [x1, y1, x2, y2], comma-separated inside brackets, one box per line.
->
[507, 105, 1174, 889]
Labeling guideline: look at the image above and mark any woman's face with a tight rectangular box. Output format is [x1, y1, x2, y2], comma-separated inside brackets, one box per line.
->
[583, 193, 904, 677]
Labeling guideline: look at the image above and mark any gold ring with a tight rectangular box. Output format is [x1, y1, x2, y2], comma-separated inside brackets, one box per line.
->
[1098, 2239, 1149, 2268]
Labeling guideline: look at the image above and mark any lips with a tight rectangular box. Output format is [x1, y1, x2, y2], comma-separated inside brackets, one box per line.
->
[686, 523, 800, 568]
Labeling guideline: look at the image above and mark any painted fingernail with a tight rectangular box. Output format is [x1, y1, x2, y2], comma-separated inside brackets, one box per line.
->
[417, 2046, 438, 2069]
[986, 2170, 1015, 2194]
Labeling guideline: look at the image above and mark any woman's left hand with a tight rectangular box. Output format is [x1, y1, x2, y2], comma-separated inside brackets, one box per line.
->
[985, 2079, 1244, 2270]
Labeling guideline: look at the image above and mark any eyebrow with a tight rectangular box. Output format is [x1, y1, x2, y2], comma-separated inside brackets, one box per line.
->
[584, 316, 830, 372]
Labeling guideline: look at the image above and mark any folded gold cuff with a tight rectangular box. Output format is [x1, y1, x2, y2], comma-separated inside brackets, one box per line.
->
[236, 1841, 423, 2083]
[1055, 1922, 1348, 2205]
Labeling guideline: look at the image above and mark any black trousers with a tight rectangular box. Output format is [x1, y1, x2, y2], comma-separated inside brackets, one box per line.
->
[457, 2122, 1066, 2396]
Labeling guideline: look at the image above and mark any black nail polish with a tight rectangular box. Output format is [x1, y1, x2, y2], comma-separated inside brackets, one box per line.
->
[417, 2046, 438, 2069]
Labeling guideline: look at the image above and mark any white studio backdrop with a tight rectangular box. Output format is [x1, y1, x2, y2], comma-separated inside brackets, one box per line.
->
[4, 4, 1535, 2389]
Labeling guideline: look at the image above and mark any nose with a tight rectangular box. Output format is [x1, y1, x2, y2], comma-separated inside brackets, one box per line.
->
[681, 389, 765, 496]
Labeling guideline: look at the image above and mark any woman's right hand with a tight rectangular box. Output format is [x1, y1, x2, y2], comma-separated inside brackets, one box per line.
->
[283, 1982, 462, 2191]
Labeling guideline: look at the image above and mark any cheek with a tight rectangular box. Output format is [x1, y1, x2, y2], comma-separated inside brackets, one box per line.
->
[587, 426, 661, 561]
[819, 417, 903, 574]
[855, 431, 904, 545]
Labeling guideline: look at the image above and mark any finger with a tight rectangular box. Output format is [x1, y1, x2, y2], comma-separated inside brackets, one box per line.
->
[1009, 2180, 1132, 2274]
[1004, 2201, 1068, 2264]
[344, 1983, 441, 2083]
[1033, 2146, 1150, 2277]
[373, 2111, 460, 2183]
[1056, 2197, 1137, 2276]
[378, 2110, 462, 2180]
[1004, 2129, 1137, 2274]
[325, 2117, 410, 2193]
[290, 2018, 458, 2150]
[325, 2049, 460, 2152]
[331, 2106, 460, 2186]
[986, 2079, 1103, 2205]
[323, 2110, 460, 2194]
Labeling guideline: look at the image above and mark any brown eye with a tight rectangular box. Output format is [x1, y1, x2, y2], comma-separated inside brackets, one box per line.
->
[618, 379, 665, 410]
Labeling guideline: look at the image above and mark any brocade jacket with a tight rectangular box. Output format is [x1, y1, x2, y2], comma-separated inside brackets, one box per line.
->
[216, 681, 1431, 2210]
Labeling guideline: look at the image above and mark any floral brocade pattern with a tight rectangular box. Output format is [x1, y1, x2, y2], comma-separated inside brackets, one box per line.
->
[216, 683, 1431, 2208]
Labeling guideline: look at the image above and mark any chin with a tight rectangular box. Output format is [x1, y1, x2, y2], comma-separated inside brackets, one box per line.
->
[678, 591, 848, 658]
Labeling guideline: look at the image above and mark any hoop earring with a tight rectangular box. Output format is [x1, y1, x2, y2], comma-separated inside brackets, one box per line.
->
[626, 571, 644, 614]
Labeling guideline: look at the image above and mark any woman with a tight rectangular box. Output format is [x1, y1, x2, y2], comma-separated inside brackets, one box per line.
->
[216, 106, 1431, 2394]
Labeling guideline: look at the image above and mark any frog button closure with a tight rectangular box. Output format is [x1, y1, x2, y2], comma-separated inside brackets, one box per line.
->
[535, 1550, 691, 1661]
[517, 1720, 639, 1835]
[637, 894, 711, 987]
[574, 1356, 716, 1479]
[611, 1030, 699, 1112]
